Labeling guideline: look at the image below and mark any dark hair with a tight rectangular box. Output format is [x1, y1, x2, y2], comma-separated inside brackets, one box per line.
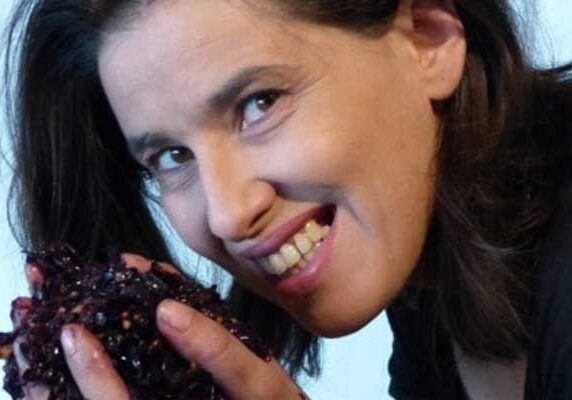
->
[4, 0, 572, 379]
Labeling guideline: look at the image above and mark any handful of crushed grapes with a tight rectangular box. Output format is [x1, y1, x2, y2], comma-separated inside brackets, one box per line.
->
[0, 243, 271, 400]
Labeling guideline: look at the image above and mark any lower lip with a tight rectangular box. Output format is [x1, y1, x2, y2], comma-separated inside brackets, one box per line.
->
[266, 211, 338, 297]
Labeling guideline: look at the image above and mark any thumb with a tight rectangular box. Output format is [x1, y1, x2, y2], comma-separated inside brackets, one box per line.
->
[157, 300, 304, 400]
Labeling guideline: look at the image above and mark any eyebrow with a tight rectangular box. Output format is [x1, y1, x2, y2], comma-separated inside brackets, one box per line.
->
[127, 63, 300, 160]
[208, 64, 298, 111]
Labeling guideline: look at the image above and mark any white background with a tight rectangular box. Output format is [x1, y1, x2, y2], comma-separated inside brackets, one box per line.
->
[0, 1, 571, 399]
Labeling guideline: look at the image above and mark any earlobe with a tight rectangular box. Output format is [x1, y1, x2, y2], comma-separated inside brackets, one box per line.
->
[410, 0, 467, 100]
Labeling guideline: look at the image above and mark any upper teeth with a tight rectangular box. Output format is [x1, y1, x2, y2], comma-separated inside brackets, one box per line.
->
[258, 219, 331, 276]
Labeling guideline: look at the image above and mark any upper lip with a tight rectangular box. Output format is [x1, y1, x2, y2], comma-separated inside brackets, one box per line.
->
[238, 205, 331, 260]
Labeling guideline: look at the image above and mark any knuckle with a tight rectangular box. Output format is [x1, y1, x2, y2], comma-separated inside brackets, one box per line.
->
[248, 377, 286, 399]
[257, 377, 302, 400]
[250, 365, 298, 400]
[68, 341, 106, 373]
[198, 328, 234, 365]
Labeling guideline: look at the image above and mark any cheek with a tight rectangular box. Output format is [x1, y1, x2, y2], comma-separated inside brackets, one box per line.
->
[267, 113, 366, 190]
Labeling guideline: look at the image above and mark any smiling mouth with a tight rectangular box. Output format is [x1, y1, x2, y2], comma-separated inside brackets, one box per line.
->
[255, 206, 336, 278]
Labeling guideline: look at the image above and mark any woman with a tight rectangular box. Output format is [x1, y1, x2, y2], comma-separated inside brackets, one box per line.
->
[4, 0, 572, 398]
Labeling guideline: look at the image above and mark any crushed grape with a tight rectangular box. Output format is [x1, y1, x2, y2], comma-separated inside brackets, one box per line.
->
[1, 243, 271, 399]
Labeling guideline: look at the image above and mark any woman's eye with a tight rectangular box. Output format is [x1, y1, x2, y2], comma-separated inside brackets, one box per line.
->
[239, 90, 282, 130]
[150, 147, 193, 172]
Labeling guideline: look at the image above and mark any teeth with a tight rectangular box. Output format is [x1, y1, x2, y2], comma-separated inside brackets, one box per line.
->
[259, 258, 272, 273]
[284, 258, 307, 278]
[280, 244, 302, 268]
[305, 220, 323, 243]
[293, 234, 313, 255]
[268, 253, 288, 275]
[257, 217, 332, 276]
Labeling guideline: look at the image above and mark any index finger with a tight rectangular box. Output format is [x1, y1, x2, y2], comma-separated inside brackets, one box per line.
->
[13, 338, 50, 400]
[157, 300, 300, 400]
[61, 324, 131, 400]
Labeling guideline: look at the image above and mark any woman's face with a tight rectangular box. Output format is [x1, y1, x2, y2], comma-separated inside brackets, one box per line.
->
[98, 0, 445, 336]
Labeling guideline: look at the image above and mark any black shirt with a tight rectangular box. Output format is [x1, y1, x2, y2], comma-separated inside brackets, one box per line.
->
[386, 183, 572, 399]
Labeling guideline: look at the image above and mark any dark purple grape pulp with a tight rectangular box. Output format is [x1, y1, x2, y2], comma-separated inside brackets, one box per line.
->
[1, 243, 271, 400]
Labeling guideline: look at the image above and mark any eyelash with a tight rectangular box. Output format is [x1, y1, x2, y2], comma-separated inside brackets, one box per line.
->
[142, 149, 197, 192]
[142, 88, 288, 177]
[235, 88, 289, 130]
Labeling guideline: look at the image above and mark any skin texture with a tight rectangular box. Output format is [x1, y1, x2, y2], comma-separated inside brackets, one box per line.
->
[98, 0, 465, 338]
[19, 0, 467, 398]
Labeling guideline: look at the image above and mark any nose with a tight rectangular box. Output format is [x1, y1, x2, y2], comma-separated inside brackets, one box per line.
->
[200, 150, 275, 242]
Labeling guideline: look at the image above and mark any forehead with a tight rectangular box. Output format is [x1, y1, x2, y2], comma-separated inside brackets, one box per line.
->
[96, 0, 397, 141]
[98, 1, 264, 84]
[96, 0, 326, 134]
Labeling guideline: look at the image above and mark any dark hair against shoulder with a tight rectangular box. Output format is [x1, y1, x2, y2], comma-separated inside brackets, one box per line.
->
[3, 0, 572, 380]
[2, 0, 321, 378]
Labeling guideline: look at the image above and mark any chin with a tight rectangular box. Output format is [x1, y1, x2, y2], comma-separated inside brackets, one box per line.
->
[290, 281, 398, 338]
[297, 306, 383, 338]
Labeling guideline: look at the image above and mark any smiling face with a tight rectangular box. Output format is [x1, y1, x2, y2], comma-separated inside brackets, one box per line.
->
[98, 0, 465, 336]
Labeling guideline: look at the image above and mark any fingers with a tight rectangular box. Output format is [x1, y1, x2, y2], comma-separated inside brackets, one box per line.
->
[24, 253, 179, 290]
[157, 300, 299, 400]
[11, 297, 50, 399]
[61, 325, 130, 400]
[121, 253, 180, 275]
[13, 310, 130, 399]
[14, 327, 129, 400]
[11, 297, 32, 329]
[13, 338, 50, 400]
[23, 383, 50, 400]
[25, 263, 44, 292]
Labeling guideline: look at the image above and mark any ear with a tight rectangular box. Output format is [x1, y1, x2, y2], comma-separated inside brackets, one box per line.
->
[406, 0, 467, 100]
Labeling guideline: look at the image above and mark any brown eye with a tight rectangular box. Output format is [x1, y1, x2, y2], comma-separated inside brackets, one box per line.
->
[152, 147, 193, 172]
[240, 90, 282, 130]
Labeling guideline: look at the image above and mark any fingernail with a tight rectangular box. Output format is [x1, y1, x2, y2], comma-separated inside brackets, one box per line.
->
[61, 326, 77, 355]
[158, 300, 192, 332]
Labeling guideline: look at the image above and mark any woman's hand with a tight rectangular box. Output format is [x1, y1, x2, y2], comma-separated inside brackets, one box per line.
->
[157, 298, 303, 400]
[15, 254, 309, 400]
[59, 298, 304, 400]
[12, 263, 50, 399]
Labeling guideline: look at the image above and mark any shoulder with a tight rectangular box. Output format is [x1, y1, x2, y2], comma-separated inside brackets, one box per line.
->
[527, 177, 572, 398]
[386, 289, 466, 399]
[533, 178, 572, 309]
